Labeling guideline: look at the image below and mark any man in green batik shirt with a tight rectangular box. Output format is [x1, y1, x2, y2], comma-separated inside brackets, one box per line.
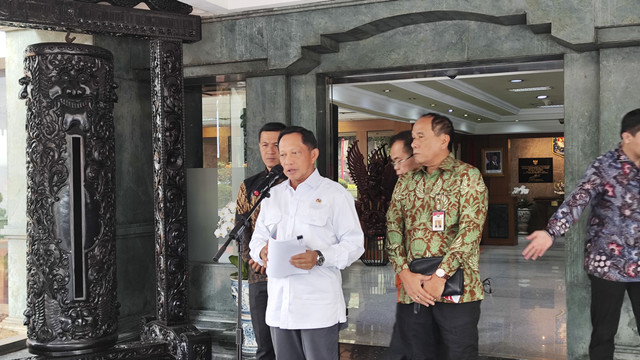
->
[385, 113, 488, 360]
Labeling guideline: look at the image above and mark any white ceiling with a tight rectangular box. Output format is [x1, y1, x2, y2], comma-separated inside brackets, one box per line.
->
[332, 64, 565, 135]
[181, 0, 328, 16]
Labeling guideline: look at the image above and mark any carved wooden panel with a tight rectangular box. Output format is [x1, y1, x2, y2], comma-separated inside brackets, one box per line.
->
[150, 39, 189, 325]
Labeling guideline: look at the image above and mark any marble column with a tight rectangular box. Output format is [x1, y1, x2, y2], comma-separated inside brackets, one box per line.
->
[563, 51, 600, 360]
[598, 46, 640, 356]
[246, 75, 289, 176]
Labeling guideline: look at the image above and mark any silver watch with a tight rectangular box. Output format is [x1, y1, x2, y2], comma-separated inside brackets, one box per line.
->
[315, 250, 325, 266]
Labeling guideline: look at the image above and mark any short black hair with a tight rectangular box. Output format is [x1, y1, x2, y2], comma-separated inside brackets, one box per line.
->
[389, 130, 413, 155]
[620, 109, 640, 137]
[278, 126, 318, 150]
[259, 122, 287, 140]
[418, 113, 455, 152]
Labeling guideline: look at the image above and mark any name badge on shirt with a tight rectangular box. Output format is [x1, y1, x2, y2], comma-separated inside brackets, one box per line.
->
[432, 194, 445, 231]
[432, 211, 445, 231]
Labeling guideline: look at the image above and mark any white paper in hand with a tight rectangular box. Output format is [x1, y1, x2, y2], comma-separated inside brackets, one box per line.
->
[266, 237, 309, 278]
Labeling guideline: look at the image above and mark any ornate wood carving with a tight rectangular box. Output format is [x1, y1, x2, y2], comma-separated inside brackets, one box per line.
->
[346, 140, 397, 265]
[20, 43, 120, 356]
[149, 39, 189, 326]
[141, 320, 211, 360]
[0, 0, 201, 43]
[76, 0, 192, 14]
[14, 341, 172, 359]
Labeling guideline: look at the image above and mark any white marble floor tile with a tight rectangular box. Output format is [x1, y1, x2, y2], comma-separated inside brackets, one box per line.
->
[340, 236, 567, 359]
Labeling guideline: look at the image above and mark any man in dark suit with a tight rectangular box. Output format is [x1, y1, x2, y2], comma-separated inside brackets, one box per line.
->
[486, 153, 500, 170]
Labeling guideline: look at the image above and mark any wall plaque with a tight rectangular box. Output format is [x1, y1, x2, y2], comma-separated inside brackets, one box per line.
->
[518, 158, 553, 183]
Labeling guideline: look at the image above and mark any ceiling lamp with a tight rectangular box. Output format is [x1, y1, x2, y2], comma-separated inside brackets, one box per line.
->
[537, 95, 548, 99]
[538, 104, 564, 108]
[448, 109, 453, 113]
[383, 89, 391, 93]
[510, 79, 523, 83]
[509, 86, 552, 92]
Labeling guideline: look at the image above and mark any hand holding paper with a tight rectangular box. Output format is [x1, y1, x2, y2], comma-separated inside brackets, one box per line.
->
[266, 237, 310, 278]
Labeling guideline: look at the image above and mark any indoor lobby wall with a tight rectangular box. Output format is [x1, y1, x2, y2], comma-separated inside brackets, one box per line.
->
[184, 1, 640, 358]
[509, 137, 565, 199]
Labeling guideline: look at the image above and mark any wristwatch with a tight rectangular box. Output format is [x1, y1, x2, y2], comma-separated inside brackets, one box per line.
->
[315, 250, 325, 266]
[435, 268, 450, 280]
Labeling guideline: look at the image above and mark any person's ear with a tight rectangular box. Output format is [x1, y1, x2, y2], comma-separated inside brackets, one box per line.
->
[441, 134, 450, 149]
[622, 132, 632, 143]
[311, 148, 320, 163]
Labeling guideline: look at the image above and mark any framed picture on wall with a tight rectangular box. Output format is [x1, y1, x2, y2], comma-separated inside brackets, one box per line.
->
[482, 148, 504, 177]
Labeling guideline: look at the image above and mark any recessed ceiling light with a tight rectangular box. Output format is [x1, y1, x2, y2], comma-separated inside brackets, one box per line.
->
[510, 79, 523, 83]
[538, 104, 564, 108]
[515, 119, 519, 122]
[448, 109, 453, 113]
[464, 114, 468, 117]
[383, 89, 391, 93]
[477, 118, 481, 121]
[537, 95, 548, 99]
[509, 86, 552, 92]
[430, 103, 436, 107]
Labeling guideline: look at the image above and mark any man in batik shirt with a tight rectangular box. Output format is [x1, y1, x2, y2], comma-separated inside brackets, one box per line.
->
[524, 108, 640, 359]
[236, 122, 286, 360]
[386, 113, 488, 360]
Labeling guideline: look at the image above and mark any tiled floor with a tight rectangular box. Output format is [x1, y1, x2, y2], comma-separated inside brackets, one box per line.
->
[340, 235, 566, 360]
[0, 236, 566, 360]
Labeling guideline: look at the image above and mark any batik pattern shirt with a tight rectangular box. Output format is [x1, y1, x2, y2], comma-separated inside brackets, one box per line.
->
[546, 145, 640, 282]
[236, 170, 285, 284]
[387, 154, 488, 304]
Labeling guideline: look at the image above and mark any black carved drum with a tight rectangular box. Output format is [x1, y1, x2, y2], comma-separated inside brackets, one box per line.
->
[20, 43, 119, 356]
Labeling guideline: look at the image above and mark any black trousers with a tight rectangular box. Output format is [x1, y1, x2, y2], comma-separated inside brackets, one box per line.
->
[589, 275, 640, 360]
[385, 301, 481, 360]
[249, 281, 275, 360]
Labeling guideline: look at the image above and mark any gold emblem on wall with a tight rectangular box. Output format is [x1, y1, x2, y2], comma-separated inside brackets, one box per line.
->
[553, 137, 565, 158]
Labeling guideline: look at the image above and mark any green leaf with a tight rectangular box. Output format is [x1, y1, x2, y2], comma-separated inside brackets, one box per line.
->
[228, 255, 249, 280]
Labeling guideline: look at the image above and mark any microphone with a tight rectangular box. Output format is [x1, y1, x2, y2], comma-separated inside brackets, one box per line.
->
[253, 164, 285, 197]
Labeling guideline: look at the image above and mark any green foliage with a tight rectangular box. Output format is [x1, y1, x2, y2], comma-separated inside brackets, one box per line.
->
[229, 255, 249, 280]
[338, 178, 349, 189]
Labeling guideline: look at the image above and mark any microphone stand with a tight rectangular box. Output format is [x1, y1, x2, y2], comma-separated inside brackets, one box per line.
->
[213, 184, 276, 360]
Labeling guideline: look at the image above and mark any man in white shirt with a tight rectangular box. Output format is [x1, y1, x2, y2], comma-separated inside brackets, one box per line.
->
[249, 126, 364, 360]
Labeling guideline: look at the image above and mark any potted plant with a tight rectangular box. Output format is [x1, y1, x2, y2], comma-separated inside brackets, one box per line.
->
[215, 202, 257, 355]
[512, 185, 532, 234]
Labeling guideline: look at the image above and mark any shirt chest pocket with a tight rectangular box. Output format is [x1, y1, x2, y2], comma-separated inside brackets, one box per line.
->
[262, 211, 281, 238]
[297, 204, 335, 248]
[299, 205, 332, 227]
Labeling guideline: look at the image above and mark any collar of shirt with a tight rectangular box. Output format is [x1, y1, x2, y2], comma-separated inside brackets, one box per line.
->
[615, 144, 640, 178]
[416, 153, 456, 175]
[284, 168, 322, 192]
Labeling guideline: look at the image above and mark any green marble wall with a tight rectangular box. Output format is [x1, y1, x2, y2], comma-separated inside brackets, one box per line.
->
[182, 1, 640, 357]
[93, 36, 156, 318]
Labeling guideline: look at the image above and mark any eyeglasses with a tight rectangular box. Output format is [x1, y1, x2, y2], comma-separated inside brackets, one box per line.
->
[391, 154, 413, 167]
